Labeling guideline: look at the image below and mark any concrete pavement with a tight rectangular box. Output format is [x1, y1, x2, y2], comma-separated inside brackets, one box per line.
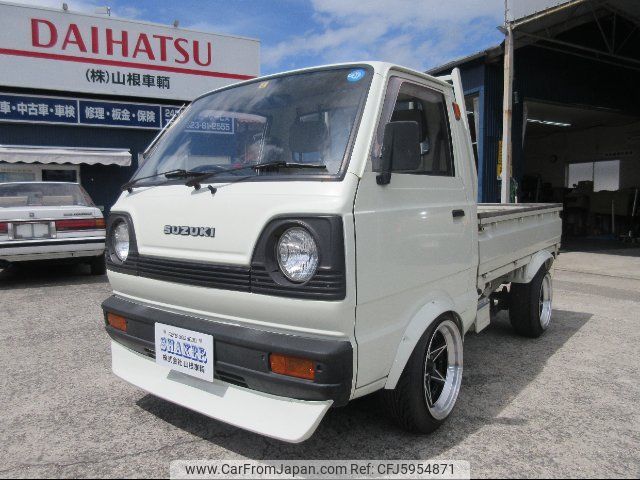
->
[0, 250, 639, 478]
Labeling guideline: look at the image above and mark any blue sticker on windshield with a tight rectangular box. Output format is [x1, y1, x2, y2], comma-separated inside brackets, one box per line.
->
[347, 69, 366, 82]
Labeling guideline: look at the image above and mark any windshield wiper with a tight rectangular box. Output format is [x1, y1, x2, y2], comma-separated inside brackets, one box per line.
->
[184, 164, 260, 188]
[183, 161, 326, 189]
[121, 169, 188, 192]
[125, 161, 329, 192]
[251, 161, 327, 171]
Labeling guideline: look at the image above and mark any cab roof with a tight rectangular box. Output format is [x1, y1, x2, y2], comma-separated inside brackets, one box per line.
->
[193, 61, 452, 103]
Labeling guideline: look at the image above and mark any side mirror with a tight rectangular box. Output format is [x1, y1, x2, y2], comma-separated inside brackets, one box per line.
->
[376, 121, 421, 185]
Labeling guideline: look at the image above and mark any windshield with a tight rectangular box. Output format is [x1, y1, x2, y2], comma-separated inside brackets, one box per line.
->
[133, 66, 373, 184]
[0, 183, 95, 208]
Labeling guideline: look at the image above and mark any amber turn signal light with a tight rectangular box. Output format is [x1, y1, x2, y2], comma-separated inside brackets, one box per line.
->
[269, 353, 315, 381]
[452, 102, 462, 121]
[107, 312, 127, 332]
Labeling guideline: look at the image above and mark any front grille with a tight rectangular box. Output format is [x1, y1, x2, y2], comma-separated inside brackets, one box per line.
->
[137, 255, 250, 291]
[106, 253, 138, 275]
[107, 252, 250, 292]
[251, 265, 346, 300]
[108, 253, 345, 300]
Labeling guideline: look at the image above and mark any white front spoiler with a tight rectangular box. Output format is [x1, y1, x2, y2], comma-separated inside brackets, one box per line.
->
[111, 341, 332, 443]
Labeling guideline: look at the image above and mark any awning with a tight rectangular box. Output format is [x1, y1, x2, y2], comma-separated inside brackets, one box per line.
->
[0, 145, 131, 166]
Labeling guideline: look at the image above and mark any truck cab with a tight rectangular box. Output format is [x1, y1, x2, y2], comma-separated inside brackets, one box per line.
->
[102, 62, 561, 442]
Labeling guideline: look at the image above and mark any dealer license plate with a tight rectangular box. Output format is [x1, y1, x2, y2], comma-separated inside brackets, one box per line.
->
[15, 223, 50, 239]
[155, 323, 214, 382]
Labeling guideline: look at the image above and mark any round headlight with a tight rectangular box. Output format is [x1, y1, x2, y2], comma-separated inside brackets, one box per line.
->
[112, 221, 130, 262]
[277, 227, 319, 283]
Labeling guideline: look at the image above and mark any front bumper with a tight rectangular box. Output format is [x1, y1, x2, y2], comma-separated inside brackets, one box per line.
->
[111, 341, 332, 443]
[102, 295, 353, 439]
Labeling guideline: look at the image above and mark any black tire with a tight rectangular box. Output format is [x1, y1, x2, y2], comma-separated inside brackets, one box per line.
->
[509, 266, 552, 338]
[90, 255, 107, 275]
[382, 315, 463, 434]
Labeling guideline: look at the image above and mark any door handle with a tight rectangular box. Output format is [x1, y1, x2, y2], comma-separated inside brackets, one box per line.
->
[452, 209, 465, 218]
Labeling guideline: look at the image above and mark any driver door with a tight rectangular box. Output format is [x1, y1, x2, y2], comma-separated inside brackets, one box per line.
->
[353, 74, 477, 387]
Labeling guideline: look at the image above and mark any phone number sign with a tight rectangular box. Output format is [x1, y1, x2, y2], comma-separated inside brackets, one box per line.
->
[185, 117, 234, 134]
[0, 93, 181, 130]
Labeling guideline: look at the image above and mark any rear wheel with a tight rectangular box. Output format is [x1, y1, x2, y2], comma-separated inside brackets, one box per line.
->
[509, 266, 553, 338]
[382, 316, 463, 433]
[89, 255, 106, 275]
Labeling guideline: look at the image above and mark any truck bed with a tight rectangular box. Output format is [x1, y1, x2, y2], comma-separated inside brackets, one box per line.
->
[477, 203, 563, 289]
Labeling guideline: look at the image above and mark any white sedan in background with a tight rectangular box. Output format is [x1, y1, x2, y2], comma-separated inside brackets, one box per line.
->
[0, 182, 106, 274]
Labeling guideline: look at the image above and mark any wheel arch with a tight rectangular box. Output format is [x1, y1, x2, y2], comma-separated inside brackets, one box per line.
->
[384, 293, 463, 390]
[511, 250, 554, 284]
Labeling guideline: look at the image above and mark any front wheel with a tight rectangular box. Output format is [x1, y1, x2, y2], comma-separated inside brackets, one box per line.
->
[509, 266, 553, 338]
[382, 316, 464, 433]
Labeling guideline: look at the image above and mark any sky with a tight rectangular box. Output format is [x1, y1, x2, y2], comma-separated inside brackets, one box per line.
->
[10, 0, 512, 74]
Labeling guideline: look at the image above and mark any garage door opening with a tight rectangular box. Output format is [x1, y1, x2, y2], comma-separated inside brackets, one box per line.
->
[521, 100, 640, 250]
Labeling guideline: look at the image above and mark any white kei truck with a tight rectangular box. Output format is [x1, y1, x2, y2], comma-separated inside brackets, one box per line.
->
[102, 62, 562, 443]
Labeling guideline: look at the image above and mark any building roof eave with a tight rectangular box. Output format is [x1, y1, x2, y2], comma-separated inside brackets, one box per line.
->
[425, 45, 503, 76]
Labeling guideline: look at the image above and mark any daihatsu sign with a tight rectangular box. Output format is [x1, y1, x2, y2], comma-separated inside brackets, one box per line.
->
[0, 1, 260, 100]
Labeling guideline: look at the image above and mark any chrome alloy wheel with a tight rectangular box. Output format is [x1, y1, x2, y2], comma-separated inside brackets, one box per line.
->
[423, 319, 463, 421]
[539, 272, 553, 330]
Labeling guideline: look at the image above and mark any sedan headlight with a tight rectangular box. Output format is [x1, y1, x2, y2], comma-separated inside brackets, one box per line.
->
[112, 221, 130, 262]
[277, 227, 319, 283]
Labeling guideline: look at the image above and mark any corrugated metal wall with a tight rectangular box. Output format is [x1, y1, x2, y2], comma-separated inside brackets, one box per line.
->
[457, 59, 503, 203]
[481, 63, 502, 203]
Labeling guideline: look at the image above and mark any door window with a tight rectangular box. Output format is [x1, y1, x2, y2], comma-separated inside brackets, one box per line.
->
[42, 169, 78, 182]
[373, 80, 455, 177]
[465, 94, 480, 169]
[0, 163, 80, 182]
[0, 169, 36, 182]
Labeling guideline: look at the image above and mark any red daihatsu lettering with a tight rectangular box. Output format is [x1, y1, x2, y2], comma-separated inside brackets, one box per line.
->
[30, 18, 212, 66]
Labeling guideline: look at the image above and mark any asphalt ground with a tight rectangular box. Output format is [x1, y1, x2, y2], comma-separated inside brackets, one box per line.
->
[0, 247, 639, 478]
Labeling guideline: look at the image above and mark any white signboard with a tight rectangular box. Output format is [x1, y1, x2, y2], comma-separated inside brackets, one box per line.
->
[0, 1, 260, 101]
